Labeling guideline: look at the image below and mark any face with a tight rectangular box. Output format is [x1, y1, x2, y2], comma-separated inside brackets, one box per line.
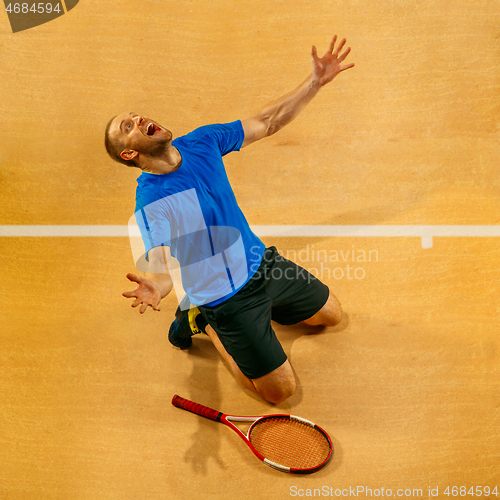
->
[109, 112, 172, 161]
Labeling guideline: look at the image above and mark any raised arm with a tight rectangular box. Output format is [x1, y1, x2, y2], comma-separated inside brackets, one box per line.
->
[241, 35, 354, 148]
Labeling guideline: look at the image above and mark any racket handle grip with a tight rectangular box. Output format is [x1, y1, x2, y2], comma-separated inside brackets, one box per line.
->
[172, 395, 222, 422]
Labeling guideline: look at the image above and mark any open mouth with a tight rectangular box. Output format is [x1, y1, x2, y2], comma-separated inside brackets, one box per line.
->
[146, 122, 160, 136]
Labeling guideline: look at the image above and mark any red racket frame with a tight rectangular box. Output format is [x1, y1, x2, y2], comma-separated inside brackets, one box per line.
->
[172, 394, 333, 474]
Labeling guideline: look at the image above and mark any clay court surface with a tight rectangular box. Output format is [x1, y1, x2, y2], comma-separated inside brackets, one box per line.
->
[0, 1, 499, 499]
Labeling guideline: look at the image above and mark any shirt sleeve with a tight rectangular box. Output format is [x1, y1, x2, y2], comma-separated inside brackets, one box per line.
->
[207, 120, 245, 156]
[135, 197, 172, 262]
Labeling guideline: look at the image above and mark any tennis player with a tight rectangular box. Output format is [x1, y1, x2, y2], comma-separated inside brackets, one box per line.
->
[105, 35, 354, 404]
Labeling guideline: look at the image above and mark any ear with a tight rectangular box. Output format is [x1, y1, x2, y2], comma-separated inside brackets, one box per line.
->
[121, 149, 139, 161]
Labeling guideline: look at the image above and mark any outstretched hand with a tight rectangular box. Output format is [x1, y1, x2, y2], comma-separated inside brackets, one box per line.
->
[122, 273, 162, 314]
[311, 35, 355, 87]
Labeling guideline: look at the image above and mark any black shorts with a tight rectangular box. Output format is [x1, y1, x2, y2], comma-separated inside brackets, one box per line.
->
[198, 246, 330, 379]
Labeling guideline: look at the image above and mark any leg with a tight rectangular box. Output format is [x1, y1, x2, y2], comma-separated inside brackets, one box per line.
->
[197, 247, 303, 405]
[205, 324, 295, 404]
[205, 324, 257, 394]
[266, 247, 340, 327]
[302, 291, 343, 327]
[251, 359, 295, 405]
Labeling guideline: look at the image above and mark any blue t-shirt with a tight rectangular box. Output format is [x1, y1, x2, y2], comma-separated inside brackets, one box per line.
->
[134, 120, 265, 307]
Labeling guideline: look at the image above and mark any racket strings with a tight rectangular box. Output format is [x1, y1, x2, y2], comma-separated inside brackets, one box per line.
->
[249, 417, 331, 470]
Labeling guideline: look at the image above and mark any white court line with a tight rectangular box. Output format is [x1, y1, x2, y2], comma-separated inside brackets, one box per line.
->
[1, 225, 500, 248]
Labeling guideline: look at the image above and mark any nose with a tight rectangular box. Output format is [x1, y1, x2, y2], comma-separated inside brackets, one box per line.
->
[133, 116, 145, 126]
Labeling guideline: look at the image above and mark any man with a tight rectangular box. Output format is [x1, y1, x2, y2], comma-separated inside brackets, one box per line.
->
[105, 35, 354, 404]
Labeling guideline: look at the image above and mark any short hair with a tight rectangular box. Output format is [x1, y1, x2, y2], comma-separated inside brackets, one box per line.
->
[104, 115, 137, 168]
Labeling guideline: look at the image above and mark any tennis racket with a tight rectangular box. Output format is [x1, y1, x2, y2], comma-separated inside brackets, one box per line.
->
[172, 394, 333, 474]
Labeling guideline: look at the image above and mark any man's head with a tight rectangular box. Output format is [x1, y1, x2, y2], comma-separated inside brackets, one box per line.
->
[104, 112, 173, 169]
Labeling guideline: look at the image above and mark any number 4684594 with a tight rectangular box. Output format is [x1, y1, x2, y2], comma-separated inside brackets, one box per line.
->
[6, 3, 61, 14]
[443, 486, 498, 497]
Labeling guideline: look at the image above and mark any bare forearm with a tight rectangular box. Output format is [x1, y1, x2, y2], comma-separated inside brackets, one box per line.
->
[257, 74, 321, 136]
[144, 246, 173, 298]
[144, 271, 173, 298]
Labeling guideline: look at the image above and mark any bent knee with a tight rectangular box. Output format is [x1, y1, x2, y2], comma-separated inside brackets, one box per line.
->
[324, 302, 343, 326]
[253, 361, 296, 404]
[258, 379, 296, 405]
[305, 294, 343, 327]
